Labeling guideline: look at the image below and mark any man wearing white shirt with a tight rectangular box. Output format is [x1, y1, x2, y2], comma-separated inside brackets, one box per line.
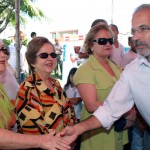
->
[8, 31, 28, 81]
[60, 4, 150, 146]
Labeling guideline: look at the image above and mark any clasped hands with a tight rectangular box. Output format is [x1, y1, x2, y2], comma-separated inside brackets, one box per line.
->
[46, 126, 78, 150]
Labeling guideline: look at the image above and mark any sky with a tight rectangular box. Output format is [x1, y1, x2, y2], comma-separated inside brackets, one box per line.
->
[24, 0, 150, 37]
[2, 0, 150, 40]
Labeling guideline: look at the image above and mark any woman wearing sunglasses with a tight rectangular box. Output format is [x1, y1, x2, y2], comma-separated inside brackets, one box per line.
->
[73, 24, 136, 150]
[15, 37, 75, 149]
[0, 39, 19, 129]
[0, 38, 71, 150]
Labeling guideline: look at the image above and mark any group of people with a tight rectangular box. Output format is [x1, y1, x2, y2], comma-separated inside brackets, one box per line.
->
[0, 3, 150, 150]
[60, 3, 150, 150]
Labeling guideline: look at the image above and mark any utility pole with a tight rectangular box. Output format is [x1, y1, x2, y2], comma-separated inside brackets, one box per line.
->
[111, 0, 114, 24]
[15, 0, 21, 83]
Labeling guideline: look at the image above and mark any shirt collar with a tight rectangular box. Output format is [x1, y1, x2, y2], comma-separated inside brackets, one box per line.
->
[25, 72, 60, 92]
[138, 56, 150, 68]
[89, 55, 120, 70]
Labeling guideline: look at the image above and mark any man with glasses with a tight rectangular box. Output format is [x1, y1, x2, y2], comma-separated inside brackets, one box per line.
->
[60, 4, 150, 148]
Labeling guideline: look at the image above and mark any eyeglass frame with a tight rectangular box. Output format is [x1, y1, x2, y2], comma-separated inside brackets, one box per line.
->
[131, 25, 150, 35]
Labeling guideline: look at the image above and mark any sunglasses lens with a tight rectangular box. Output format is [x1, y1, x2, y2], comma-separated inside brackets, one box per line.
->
[98, 38, 107, 45]
[0, 47, 9, 55]
[108, 38, 114, 45]
[50, 52, 57, 58]
[39, 53, 49, 58]
[96, 38, 113, 45]
[38, 52, 57, 59]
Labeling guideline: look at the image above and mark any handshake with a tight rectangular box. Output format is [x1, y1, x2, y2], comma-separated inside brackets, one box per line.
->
[54, 125, 79, 150]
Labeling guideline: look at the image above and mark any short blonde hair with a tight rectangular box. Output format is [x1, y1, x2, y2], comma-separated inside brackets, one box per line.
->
[84, 24, 113, 55]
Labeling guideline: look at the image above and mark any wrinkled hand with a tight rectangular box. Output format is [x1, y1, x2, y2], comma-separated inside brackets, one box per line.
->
[59, 126, 78, 145]
[124, 108, 137, 129]
[41, 130, 71, 150]
[125, 108, 137, 121]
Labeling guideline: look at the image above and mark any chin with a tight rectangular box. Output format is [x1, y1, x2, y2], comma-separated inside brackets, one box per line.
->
[138, 49, 150, 57]
[0, 67, 6, 73]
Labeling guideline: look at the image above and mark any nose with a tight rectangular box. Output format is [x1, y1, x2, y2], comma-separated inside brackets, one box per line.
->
[132, 31, 142, 42]
[106, 41, 112, 46]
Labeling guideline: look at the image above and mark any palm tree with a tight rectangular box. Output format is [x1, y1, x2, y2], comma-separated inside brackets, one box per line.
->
[0, 0, 45, 33]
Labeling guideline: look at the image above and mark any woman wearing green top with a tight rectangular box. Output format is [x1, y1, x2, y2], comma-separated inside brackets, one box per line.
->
[73, 24, 136, 150]
[0, 83, 15, 129]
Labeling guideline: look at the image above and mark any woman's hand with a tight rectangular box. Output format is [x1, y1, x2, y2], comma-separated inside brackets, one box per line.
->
[41, 130, 71, 150]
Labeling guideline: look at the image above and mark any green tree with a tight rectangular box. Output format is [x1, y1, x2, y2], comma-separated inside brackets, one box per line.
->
[0, 0, 45, 33]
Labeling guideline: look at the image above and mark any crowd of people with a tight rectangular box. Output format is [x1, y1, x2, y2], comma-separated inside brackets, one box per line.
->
[0, 3, 150, 150]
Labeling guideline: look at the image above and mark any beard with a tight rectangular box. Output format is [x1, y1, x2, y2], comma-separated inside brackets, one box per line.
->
[134, 40, 150, 57]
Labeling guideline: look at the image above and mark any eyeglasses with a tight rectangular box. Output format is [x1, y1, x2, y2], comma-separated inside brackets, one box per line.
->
[0, 47, 9, 55]
[93, 38, 114, 45]
[37, 52, 57, 59]
[131, 26, 150, 35]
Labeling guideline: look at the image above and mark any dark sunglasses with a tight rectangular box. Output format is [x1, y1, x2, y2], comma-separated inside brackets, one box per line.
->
[37, 52, 57, 59]
[0, 47, 9, 55]
[93, 38, 114, 45]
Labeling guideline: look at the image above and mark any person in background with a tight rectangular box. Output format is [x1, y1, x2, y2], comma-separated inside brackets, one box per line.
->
[73, 24, 136, 150]
[109, 24, 125, 69]
[130, 108, 148, 150]
[8, 31, 29, 81]
[54, 38, 63, 76]
[0, 39, 17, 130]
[0, 38, 71, 150]
[64, 67, 83, 150]
[122, 36, 138, 69]
[64, 67, 82, 123]
[0, 39, 19, 102]
[59, 4, 150, 149]
[0, 39, 16, 77]
[15, 37, 76, 138]
[30, 32, 37, 39]
[78, 19, 108, 65]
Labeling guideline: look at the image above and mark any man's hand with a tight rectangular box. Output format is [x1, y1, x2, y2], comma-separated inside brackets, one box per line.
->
[124, 108, 137, 129]
[41, 130, 71, 150]
[58, 126, 78, 145]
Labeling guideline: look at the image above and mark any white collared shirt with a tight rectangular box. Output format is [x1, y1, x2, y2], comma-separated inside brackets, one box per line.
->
[93, 56, 150, 129]
[64, 85, 82, 120]
[8, 43, 28, 73]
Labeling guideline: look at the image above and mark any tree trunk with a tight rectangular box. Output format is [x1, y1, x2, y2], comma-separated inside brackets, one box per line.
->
[15, 0, 21, 84]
